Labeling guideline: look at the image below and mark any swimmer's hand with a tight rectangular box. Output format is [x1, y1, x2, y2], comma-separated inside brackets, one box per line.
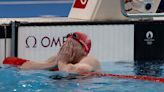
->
[58, 62, 76, 72]
[58, 61, 93, 73]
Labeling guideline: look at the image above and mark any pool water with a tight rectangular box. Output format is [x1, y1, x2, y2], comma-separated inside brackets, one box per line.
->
[0, 62, 164, 92]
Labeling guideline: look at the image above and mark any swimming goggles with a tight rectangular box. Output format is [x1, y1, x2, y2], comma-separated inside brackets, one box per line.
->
[66, 33, 89, 54]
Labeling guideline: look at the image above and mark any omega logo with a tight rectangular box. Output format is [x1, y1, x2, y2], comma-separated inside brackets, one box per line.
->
[26, 36, 37, 48]
[25, 35, 67, 48]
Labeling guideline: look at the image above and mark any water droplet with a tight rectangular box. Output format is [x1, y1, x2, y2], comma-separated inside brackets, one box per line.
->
[13, 89, 17, 91]
[77, 83, 80, 86]
[22, 84, 26, 87]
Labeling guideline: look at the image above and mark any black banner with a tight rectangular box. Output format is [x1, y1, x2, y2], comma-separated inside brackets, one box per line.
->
[134, 22, 164, 61]
[0, 25, 11, 39]
[0, 26, 5, 39]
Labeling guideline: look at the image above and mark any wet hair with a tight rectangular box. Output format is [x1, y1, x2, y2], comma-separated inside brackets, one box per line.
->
[57, 38, 87, 64]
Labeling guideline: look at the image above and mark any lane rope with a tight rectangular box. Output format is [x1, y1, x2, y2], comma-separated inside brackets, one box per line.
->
[81, 72, 164, 83]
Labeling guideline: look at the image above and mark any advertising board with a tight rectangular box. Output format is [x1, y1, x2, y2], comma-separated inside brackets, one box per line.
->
[14, 22, 134, 62]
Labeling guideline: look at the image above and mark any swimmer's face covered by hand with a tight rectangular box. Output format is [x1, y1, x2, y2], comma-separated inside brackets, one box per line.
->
[57, 32, 91, 64]
[67, 32, 91, 54]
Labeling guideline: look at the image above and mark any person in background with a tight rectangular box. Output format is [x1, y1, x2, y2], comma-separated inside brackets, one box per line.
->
[3, 32, 101, 73]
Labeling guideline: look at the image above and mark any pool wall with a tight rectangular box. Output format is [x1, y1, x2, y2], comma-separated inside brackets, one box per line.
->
[0, 25, 11, 64]
[1, 20, 164, 65]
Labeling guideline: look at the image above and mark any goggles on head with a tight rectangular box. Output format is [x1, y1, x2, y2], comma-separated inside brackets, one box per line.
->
[66, 33, 89, 54]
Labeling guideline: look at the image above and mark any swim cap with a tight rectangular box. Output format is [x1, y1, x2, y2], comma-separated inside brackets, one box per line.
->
[67, 32, 91, 54]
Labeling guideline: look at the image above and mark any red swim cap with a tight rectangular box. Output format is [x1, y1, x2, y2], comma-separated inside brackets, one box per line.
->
[67, 32, 91, 54]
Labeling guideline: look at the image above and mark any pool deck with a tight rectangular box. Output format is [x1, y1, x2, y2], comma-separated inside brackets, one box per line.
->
[0, 16, 164, 25]
[0, 17, 84, 24]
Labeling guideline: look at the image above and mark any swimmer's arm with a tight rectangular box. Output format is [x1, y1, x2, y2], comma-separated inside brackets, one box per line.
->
[19, 55, 58, 70]
[58, 62, 93, 73]
[73, 64, 94, 73]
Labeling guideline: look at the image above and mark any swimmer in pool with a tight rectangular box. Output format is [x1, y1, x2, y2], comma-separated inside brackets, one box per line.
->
[3, 32, 101, 73]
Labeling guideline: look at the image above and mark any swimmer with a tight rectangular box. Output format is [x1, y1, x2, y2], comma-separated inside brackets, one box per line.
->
[3, 32, 101, 73]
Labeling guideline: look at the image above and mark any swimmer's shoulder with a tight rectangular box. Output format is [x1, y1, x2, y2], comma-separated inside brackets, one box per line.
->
[81, 56, 99, 63]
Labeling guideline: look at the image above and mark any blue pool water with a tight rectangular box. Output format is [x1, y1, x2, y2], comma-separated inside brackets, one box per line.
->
[0, 62, 164, 92]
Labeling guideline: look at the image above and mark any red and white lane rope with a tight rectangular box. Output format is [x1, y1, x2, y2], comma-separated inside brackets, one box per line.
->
[81, 72, 164, 83]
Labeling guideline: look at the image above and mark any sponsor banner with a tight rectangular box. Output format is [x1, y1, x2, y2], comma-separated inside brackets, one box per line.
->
[134, 22, 164, 60]
[15, 24, 134, 62]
